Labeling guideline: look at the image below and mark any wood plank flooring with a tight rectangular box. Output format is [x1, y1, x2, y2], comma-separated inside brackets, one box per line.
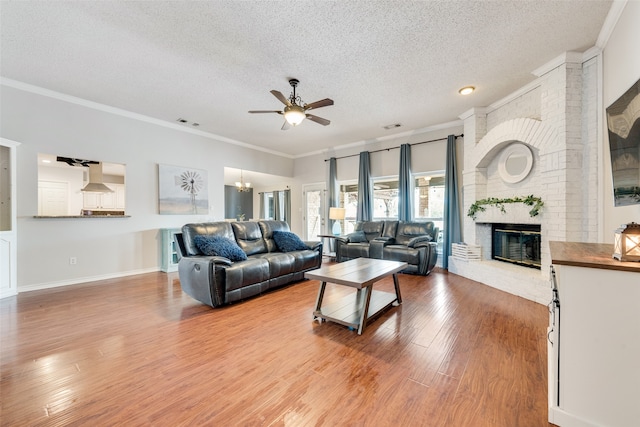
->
[1, 267, 553, 426]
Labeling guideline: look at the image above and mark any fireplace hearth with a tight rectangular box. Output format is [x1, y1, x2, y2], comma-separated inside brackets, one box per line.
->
[492, 223, 541, 269]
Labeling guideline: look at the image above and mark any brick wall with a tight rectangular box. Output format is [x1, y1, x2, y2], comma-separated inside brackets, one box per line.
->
[452, 52, 600, 304]
[487, 86, 541, 130]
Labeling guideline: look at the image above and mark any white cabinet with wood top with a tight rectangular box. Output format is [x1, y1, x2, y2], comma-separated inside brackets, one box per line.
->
[549, 241, 640, 427]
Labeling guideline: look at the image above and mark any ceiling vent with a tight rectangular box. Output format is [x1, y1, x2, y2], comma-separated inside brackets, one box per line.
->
[383, 123, 402, 130]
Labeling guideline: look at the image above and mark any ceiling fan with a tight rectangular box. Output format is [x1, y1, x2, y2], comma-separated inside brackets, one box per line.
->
[249, 79, 334, 130]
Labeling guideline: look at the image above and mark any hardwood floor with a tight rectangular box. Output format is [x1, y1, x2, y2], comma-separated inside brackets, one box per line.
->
[1, 267, 553, 426]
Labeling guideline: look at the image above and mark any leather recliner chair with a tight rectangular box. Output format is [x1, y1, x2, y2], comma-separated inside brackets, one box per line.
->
[336, 220, 438, 275]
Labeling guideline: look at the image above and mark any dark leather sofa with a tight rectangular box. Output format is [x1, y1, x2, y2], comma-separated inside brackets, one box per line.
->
[175, 220, 322, 307]
[335, 220, 438, 275]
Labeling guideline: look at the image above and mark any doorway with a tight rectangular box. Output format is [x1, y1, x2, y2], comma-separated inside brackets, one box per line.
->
[303, 183, 325, 241]
[38, 181, 69, 216]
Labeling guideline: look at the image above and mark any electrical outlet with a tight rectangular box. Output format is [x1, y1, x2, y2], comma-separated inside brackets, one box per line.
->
[69, 257, 77, 265]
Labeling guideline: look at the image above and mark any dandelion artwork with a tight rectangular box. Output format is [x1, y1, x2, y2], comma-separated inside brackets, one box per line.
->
[158, 164, 209, 214]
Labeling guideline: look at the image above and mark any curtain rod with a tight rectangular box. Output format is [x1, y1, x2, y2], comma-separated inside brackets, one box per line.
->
[258, 187, 290, 195]
[324, 133, 463, 162]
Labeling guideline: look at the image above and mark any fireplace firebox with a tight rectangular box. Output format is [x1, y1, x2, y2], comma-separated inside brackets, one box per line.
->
[492, 223, 541, 269]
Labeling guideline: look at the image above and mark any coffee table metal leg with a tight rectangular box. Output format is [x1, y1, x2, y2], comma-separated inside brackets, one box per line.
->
[392, 273, 402, 304]
[357, 286, 373, 335]
[313, 281, 327, 319]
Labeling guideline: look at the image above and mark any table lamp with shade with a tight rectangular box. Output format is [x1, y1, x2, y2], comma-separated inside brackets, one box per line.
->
[329, 207, 346, 236]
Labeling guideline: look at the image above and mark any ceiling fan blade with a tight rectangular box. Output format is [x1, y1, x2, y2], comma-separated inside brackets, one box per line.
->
[304, 98, 334, 111]
[248, 110, 283, 114]
[281, 121, 291, 131]
[306, 114, 330, 126]
[270, 90, 291, 107]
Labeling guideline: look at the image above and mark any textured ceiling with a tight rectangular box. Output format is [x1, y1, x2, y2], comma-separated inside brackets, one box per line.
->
[0, 1, 613, 157]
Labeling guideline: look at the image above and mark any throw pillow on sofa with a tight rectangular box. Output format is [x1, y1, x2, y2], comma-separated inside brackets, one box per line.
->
[193, 235, 247, 261]
[273, 231, 308, 252]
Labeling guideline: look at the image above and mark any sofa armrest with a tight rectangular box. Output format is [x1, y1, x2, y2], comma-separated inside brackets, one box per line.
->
[413, 239, 435, 247]
[413, 241, 438, 275]
[334, 235, 351, 262]
[373, 236, 395, 244]
[303, 240, 322, 252]
[208, 255, 233, 266]
[406, 236, 433, 248]
[178, 255, 230, 307]
[371, 236, 396, 259]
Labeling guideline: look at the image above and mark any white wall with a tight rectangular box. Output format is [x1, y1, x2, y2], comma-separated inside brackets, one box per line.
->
[602, 0, 640, 239]
[1, 84, 294, 290]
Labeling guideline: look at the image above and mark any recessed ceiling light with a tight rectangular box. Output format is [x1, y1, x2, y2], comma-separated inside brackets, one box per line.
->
[42, 159, 51, 163]
[458, 86, 475, 95]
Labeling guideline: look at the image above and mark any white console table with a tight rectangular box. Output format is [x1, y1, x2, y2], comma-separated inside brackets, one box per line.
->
[549, 241, 640, 427]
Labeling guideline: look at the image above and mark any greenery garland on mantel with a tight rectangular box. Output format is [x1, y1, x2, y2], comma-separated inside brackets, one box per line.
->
[467, 195, 544, 220]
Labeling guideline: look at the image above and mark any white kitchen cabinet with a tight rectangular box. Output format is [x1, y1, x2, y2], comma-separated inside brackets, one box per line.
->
[83, 191, 103, 209]
[83, 184, 124, 210]
[549, 241, 640, 427]
[115, 184, 126, 209]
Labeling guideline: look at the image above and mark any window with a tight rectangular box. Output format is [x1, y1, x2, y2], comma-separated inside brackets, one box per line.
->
[336, 173, 445, 238]
[263, 192, 274, 219]
[414, 174, 444, 222]
[339, 178, 399, 233]
[261, 191, 286, 220]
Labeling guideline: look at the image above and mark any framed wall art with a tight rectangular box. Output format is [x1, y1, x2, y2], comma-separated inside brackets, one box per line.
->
[606, 78, 640, 207]
[158, 164, 209, 214]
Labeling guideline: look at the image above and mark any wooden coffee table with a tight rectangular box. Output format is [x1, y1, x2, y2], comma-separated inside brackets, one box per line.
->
[304, 258, 407, 335]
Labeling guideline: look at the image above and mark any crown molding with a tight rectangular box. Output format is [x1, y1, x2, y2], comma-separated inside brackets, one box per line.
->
[582, 46, 603, 63]
[532, 51, 584, 77]
[0, 77, 295, 159]
[295, 120, 463, 159]
[596, 0, 628, 48]
[459, 107, 488, 121]
[487, 80, 542, 114]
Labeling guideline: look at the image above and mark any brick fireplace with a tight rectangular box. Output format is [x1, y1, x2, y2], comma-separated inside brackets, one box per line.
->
[449, 51, 601, 304]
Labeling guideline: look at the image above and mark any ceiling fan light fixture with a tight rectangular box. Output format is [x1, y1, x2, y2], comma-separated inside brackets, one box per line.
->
[284, 105, 306, 126]
[458, 86, 475, 95]
[249, 79, 332, 129]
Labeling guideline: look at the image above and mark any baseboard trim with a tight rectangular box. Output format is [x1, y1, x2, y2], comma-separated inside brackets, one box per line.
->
[18, 267, 161, 293]
[549, 406, 602, 427]
[0, 288, 18, 299]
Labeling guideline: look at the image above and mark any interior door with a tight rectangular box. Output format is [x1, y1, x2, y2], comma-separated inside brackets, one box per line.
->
[303, 183, 325, 241]
[38, 181, 69, 215]
[1, 138, 19, 299]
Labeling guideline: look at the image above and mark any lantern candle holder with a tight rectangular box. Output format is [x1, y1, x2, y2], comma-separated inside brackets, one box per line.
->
[613, 222, 640, 262]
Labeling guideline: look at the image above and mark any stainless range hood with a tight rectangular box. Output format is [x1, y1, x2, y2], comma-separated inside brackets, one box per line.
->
[81, 162, 114, 193]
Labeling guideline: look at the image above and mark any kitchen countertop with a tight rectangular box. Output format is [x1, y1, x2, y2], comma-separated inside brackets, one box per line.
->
[33, 215, 130, 219]
[549, 241, 640, 273]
